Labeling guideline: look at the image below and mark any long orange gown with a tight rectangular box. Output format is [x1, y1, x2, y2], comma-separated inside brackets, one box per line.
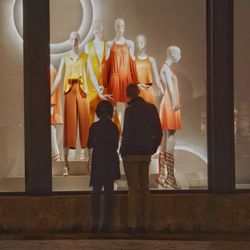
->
[135, 57, 155, 104]
[50, 65, 63, 125]
[103, 43, 138, 103]
[159, 67, 181, 130]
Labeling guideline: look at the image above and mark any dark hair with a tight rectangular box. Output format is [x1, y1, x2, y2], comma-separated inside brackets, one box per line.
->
[126, 83, 139, 99]
[96, 100, 113, 119]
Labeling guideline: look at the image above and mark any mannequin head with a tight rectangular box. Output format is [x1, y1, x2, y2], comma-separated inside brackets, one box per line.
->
[136, 34, 147, 51]
[70, 31, 80, 48]
[92, 20, 103, 37]
[167, 46, 181, 63]
[115, 18, 125, 36]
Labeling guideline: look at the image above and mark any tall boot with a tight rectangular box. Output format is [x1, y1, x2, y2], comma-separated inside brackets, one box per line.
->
[165, 153, 180, 189]
[155, 152, 167, 188]
[63, 148, 69, 176]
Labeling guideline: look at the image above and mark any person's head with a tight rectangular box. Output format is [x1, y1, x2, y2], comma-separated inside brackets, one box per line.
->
[92, 20, 103, 37]
[96, 100, 114, 120]
[126, 83, 140, 100]
[167, 46, 181, 63]
[70, 31, 80, 48]
[115, 18, 125, 35]
[136, 34, 147, 51]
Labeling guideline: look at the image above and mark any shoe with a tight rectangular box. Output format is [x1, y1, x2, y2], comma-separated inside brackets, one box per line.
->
[127, 227, 138, 234]
[100, 223, 109, 233]
[62, 166, 69, 176]
[138, 227, 150, 234]
[91, 223, 99, 233]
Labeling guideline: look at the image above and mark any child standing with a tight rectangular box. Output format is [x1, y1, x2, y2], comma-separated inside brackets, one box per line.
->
[87, 100, 120, 233]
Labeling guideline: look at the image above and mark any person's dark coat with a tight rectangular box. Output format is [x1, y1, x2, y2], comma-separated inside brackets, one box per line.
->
[88, 118, 120, 186]
[120, 96, 162, 157]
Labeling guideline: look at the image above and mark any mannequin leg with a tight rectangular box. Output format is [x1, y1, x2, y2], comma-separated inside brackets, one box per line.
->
[155, 131, 167, 187]
[165, 130, 180, 189]
[63, 147, 69, 176]
[51, 125, 60, 161]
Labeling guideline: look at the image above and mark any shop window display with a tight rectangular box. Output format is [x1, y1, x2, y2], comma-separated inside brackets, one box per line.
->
[11, 0, 207, 192]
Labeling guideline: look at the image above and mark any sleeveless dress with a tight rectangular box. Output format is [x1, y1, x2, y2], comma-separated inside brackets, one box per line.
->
[135, 57, 155, 104]
[103, 42, 138, 103]
[159, 65, 181, 130]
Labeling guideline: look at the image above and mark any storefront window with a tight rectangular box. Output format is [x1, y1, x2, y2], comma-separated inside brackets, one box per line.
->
[0, 0, 25, 192]
[49, 0, 207, 191]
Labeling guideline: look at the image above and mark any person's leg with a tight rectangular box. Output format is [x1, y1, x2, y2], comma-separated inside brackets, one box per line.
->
[123, 156, 140, 230]
[138, 156, 151, 230]
[91, 183, 102, 232]
[101, 181, 114, 232]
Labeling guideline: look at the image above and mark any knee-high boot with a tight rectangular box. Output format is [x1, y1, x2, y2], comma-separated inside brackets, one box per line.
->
[165, 153, 179, 189]
[63, 148, 69, 176]
[155, 152, 167, 188]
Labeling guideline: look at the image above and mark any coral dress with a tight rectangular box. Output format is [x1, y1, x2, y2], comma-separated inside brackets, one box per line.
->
[135, 57, 155, 104]
[159, 66, 181, 130]
[103, 42, 138, 103]
[50, 65, 63, 125]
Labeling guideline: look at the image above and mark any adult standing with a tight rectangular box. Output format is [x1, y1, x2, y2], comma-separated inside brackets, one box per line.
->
[120, 84, 162, 232]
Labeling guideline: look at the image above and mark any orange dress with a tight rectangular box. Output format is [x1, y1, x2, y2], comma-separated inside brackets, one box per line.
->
[135, 57, 155, 104]
[50, 65, 63, 125]
[103, 42, 138, 103]
[159, 66, 181, 130]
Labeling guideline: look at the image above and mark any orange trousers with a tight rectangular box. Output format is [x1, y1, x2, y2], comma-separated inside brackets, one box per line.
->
[64, 83, 90, 149]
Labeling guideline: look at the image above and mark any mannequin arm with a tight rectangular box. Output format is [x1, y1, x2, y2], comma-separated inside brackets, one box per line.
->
[84, 43, 89, 54]
[105, 41, 112, 60]
[87, 58, 106, 99]
[127, 40, 135, 60]
[150, 57, 164, 94]
[51, 58, 64, 96]
[163, 67, 179, 110]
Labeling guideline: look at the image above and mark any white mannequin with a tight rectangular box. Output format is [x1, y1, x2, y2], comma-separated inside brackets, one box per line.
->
[106, 18, 135, 60]
[85, 20, 105, 71]
[105, 18, 138, 125]
[135, 34, 163, 94]
[156, 46, 181, 189]
[51, 31, 106, 176]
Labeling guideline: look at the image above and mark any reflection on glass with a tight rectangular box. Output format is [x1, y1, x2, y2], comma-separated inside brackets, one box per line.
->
[50, 0, 207, 191]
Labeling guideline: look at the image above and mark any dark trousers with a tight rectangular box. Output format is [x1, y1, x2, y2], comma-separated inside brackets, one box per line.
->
[123, 155, 151, 229]
[91, 181, 114, 225]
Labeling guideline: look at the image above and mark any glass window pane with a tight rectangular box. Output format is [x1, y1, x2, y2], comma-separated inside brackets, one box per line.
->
[0, 0, 25, 192]
[234, 0, 250, 189]
[50, 0, 207, 191]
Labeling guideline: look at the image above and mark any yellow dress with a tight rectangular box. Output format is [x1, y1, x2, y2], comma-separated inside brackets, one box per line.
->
[135, 57, 155, 104]
[86, 41, 106, 123]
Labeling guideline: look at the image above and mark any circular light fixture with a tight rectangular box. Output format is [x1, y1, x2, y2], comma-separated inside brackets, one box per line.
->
[12, 0, 93, 55]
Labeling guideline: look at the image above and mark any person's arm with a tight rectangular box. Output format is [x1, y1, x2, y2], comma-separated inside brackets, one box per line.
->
[51, 57, 64, 96]
[151, 105, 163, 154]
[119, 108, 132, 157]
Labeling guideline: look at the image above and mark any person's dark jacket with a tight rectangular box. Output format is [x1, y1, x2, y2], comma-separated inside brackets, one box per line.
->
[120, 96, 162, 157]
[88, 118, 121, 186]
